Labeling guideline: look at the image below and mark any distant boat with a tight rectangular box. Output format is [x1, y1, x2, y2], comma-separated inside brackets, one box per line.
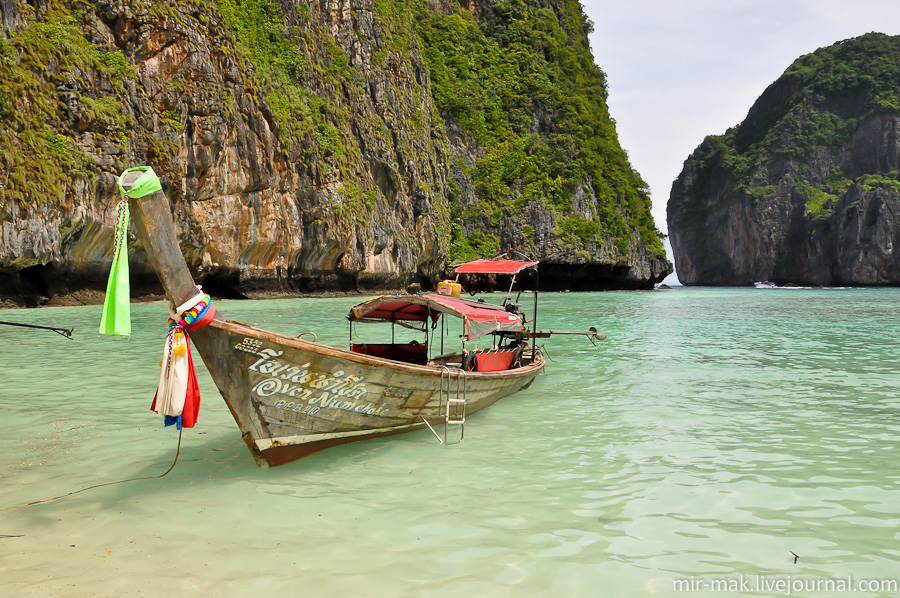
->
[754, 281, 812, 290]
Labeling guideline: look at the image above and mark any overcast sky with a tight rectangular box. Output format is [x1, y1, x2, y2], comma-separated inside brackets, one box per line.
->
[582, 0, 900, 278]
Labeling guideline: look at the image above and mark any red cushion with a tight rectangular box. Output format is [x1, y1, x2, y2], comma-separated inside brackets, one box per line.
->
[474, 349, 516, 372]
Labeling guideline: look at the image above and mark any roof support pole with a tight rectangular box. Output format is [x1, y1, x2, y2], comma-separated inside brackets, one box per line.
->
[504, 274, 517, 306]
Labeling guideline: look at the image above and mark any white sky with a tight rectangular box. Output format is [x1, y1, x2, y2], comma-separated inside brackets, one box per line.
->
[582, 0, 900, 278]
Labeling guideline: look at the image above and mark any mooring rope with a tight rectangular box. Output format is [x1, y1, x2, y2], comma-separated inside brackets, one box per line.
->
[0, 428, 183, 512]
[0, 320, 74, 339]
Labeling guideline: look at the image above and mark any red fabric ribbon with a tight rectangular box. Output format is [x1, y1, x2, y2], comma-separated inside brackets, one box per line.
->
[186, 305, 217, 330]
[150, 335, 202, 428]
[150, 298, 216, 429]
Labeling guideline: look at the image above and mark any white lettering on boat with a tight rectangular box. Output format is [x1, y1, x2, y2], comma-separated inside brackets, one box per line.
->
[241, 340, 389, 415]
[271, 397, 389, 417]
[234, 338, 264, 354]
[248, 349, 287, 374]
[252, 377, 385, 415]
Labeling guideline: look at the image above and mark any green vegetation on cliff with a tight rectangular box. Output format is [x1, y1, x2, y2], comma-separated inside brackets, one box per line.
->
[414, 0, 664, 260]
[3, 0, 666, 279]
[0, 5, 134, 207]
[668, 33, 900, 286]
[217, 0, 360, 176]
[673, 33, 900, 223]
[217, 0, 664, 262]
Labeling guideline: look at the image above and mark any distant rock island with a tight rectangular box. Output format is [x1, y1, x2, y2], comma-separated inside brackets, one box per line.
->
[0, 0, 670, 306]
[668, 33, 900, 286]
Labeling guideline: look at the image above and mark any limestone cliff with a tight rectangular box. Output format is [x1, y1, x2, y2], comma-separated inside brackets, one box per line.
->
[0, 0, 669, 305]
[668, 33, 900, 286]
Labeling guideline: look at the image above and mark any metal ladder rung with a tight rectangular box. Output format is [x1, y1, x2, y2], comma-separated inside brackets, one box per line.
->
[437, 365, 467, 445]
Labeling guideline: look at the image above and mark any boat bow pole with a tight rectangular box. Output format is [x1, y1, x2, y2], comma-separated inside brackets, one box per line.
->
[525, 327, 607, 345]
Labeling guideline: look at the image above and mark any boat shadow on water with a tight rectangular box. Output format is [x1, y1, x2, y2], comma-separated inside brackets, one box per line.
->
[40, 429, 444, 510]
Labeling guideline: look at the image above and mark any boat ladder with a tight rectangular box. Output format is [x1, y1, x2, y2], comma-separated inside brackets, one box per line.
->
[421, 365, 467, 445]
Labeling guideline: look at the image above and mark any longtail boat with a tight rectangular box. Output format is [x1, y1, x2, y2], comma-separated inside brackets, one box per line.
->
[121, 169, 602, 467]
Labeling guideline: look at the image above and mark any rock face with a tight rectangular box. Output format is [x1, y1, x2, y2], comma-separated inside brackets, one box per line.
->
[0, 0, 670, 305]
[668, 33, 900, 286]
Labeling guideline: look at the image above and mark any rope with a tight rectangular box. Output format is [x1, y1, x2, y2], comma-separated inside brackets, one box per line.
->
[0, 320, 74, 339]
[0, 428, 183, 512]
[164, 291, 211, 378]
[111, 195, 128, 258]
[539, 344, 555, 363]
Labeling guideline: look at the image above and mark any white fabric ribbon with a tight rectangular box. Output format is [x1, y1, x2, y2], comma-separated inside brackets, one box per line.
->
[153, 291, 205, 418]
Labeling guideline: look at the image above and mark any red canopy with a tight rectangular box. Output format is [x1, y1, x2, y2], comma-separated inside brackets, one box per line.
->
[453, 259, 538, 274]
[349, 294, 522, 339]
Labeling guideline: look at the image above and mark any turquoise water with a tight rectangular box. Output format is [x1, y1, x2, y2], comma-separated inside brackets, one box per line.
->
[2, 288, 899, 597]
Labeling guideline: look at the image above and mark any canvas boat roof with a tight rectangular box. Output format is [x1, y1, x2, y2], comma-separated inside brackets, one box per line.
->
[453, 259, 538, 275]
[348, 293, 523, 339]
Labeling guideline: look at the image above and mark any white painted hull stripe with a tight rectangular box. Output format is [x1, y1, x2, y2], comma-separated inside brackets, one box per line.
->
[255, 422, 427, 451]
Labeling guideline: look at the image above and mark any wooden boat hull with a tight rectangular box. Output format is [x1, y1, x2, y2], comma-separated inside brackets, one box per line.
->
[190, 319, 544, 467]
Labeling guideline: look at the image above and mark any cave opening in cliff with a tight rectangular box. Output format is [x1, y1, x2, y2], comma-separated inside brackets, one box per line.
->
[200, 269, 246, 299]
[17, 264, 56, 303]
[456, 269, 539, 295]
[538, 263, 640, 291]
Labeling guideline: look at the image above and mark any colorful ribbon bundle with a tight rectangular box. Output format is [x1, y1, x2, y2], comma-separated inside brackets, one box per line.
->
[151, 288, 216, 429]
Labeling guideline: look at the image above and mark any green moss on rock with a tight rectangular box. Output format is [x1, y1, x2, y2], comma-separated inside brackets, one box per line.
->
[416, 1, 663, 261]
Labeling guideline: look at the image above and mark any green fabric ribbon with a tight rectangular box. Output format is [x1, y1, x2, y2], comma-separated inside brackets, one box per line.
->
[117, 166, 162, 199]
[99, 167, 162, 336]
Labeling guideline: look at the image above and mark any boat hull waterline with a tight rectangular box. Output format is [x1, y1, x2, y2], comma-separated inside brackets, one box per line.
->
[200, 319, 543, 466]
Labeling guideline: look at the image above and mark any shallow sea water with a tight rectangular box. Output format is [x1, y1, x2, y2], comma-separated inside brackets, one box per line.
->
[1, 288, 899, 597]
